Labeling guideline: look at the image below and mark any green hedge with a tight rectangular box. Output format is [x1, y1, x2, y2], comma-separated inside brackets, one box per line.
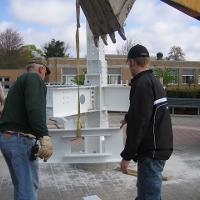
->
[166, 89, 200, 98]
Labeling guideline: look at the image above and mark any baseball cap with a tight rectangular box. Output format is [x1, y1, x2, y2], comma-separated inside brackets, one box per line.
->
[27, 57, 51, 75]
[127, 44, 150, 59]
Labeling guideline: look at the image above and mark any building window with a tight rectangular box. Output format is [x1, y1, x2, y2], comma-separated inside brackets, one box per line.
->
[152, 68, 160, 80]
[0, 77, 10, 88]
[182, 69, 195, 85]
[169, 69, 179, 84]
[62, 68, 77, 75]
[62, 75, 76, 84]
[107, 68, 121, 84]
[152, 68, 179, 85]
[108, 75, 121, 84]
[198, 75, 200, 84]
[62, 68, 77, 84]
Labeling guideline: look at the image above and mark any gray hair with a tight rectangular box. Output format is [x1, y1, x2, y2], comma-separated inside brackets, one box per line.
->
[26, 63, 44, 72]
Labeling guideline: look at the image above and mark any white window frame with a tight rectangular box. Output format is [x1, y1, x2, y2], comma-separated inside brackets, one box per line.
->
[62, 75, 76, 84]
[107, 74, 121, 85]
[182, 75, 195, 85]
[0, 77, 10, 88]
[182, 69, 196, 85]
[198, 75, 200, 85]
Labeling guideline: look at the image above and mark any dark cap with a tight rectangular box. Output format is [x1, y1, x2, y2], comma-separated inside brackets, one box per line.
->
[128, 44, 150, 59]
[27, 57, 51, 75]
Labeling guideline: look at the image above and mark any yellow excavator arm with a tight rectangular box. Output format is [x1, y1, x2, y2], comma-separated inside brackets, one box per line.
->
[79, 0, 200, 46]
[161, 0, 200, 20]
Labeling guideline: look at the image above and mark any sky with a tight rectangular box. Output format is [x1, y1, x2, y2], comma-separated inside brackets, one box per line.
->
[0, 0, 200, 60]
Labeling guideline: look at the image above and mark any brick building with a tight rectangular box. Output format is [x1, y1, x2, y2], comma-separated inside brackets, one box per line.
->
[0, 55, 200, 88]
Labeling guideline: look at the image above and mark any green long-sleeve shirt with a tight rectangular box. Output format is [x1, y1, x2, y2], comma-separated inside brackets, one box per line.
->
[0, 73, 48, 138]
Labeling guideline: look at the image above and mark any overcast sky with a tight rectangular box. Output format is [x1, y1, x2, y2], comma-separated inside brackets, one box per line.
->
[0, 0, 200, 60]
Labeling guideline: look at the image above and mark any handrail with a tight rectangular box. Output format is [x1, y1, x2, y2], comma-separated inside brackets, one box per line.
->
[168, 98, 200, 108]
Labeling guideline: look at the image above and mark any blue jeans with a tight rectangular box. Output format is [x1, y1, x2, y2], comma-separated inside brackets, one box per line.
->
[0, 132, 39, 200]
[135, 158, 166, 200]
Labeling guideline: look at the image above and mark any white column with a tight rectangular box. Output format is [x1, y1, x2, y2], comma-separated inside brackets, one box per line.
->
[85, 23, 108, 86]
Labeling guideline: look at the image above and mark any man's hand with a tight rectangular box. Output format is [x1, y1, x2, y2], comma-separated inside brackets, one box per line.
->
[37, 136, 53, 162]
[120, 159, 130, 174]
[120, 119, 127, 129]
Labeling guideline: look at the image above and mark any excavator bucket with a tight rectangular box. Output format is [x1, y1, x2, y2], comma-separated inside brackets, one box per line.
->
[161, 0, 200, 20]
[79, 0, 136, 46]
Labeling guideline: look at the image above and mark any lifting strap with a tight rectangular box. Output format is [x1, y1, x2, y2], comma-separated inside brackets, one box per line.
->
[75, 0, 81, 139]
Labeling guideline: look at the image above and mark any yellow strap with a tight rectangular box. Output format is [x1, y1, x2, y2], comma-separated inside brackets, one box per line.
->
[76, 0, 81, 138]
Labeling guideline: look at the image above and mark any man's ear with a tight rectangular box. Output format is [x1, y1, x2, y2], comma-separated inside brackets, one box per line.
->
[130, 59, 135, 67]
[38, 67, 43, 74]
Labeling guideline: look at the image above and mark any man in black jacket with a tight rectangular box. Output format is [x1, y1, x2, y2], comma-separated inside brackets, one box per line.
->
[120, 44, 173, 200]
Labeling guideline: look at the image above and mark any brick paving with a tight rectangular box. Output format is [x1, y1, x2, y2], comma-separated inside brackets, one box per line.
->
[173, 127, 200, 145]
[1, 115, 200, 200]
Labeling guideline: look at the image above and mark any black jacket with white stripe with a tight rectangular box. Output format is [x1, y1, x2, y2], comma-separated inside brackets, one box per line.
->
[121, 70, 173, 161]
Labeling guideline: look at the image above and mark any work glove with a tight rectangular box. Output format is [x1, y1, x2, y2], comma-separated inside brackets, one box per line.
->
[37, 136, 53, 162]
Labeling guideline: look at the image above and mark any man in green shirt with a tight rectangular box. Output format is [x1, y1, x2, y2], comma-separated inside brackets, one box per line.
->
[0, 58, 53, 200]
[0, 81, 4, 115]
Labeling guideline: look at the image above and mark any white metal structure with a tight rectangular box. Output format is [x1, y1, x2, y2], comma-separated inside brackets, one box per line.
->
[47, 25, 130, 164]
[46, 85, 130, 119]
[49, 127, 123, 163]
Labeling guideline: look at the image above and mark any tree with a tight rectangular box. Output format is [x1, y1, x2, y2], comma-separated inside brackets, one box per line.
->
[116, 39, 137, 55]
[168, 46, 185, 61]
[22, 45, 44, 57]
[72, 74, 85, 85]
[0, 28, 25, 68]
[156, 52, 163, 60]
[17, 45, 44, 68]
[0, 28, 23, 53]
[43, 39, 70, 58]
[154, 68, 175, 87]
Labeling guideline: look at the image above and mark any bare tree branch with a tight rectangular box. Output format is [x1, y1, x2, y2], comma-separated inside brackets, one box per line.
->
[0, 28, 23, 54]
[168, 46, 185, 61]
[116, 39, 139, 55]
[0, 28, 25, 68]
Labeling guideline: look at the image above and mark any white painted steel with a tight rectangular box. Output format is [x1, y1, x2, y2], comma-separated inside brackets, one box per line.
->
[103, 86, 130, 112]
[46, 85, 130, 118]
[86, 23, 108, 86]
[46, 86, 95, 118]
[48, 127, 123, 163]
[45, 24, 130, 164]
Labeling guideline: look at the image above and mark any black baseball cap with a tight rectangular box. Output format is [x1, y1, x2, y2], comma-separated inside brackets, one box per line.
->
[128, 44, 150, 59]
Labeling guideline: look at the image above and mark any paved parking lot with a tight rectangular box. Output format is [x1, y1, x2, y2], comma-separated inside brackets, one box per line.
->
[1, 115, 200, 200]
